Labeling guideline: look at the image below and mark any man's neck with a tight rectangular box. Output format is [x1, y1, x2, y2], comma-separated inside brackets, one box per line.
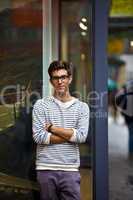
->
[53, 91, 74, 102]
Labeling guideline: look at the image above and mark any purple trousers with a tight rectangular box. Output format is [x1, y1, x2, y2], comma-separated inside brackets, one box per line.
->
[37, 170, 81, 200]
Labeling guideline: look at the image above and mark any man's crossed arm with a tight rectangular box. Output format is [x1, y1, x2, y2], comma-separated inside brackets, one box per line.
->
[33, 100, 89, 145]
[45, 123, 74, 144]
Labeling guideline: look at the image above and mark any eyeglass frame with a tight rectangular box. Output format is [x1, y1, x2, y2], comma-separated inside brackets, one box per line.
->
[50, 75, 70, 81]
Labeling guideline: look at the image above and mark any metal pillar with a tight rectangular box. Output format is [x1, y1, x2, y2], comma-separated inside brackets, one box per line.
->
[92, 0, 109, 199]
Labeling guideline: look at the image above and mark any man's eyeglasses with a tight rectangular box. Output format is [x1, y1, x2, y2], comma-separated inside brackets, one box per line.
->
[51, 75, 69, 81]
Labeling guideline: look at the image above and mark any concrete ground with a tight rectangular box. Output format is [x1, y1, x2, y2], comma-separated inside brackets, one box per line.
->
[109, 114, 133, 200]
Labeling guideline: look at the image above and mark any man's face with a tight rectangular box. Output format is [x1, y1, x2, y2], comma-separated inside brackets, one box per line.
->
[50, 69, 72, 95]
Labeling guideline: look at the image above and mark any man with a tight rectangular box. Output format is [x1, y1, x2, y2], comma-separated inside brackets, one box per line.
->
[116, 80, 133, 153]
[32, 61, 90, 200]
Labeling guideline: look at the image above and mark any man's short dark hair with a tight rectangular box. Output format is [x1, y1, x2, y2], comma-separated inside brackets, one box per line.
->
[48, 61, 73, 78]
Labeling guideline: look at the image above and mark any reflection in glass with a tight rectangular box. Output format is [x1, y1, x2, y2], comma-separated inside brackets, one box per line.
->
[0, 0, 42, 199]
[61, 1, 93, 200]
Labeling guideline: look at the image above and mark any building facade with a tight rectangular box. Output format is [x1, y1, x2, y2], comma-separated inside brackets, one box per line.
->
[0, 0, 108, 199]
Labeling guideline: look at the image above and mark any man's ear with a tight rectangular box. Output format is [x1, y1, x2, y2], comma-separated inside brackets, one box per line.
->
[69, 76, 72, 84]
[50, 78, 53, 86]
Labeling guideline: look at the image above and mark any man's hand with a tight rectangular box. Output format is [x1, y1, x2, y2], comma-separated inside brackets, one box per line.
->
[45, 123, 53, 132]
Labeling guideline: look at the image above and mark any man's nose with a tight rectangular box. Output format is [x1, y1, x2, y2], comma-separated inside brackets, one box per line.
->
[58, 78, 62, 83]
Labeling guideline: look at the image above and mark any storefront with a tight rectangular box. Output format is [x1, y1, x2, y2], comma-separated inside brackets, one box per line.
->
[0, 0, 108, 199]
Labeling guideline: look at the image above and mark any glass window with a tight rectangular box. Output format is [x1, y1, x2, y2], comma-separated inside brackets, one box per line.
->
[0, 0, 42, 199]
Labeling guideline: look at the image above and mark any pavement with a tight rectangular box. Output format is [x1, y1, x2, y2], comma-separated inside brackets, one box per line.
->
[108, 114, 133, 200]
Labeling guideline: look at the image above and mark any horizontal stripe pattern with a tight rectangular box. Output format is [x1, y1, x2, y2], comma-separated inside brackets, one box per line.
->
[32, 96, 89, 170]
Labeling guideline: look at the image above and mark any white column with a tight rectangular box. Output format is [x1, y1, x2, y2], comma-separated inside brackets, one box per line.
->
[43, 0, 52, 97]
[42, 0, 59, 97]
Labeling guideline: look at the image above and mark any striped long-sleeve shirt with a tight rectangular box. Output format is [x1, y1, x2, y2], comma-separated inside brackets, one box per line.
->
[32, 96, 90, 171]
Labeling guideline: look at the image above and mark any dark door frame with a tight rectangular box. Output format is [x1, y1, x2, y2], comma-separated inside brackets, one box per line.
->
[92, 0, 109, 199]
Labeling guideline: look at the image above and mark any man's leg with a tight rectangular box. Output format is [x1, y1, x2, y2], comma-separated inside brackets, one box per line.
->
[59, 171, 81, 200]
[37, 170, 59, 200]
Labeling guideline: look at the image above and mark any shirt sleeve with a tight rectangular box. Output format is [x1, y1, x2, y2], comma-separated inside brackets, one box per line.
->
[32, 100, 51, 145]
[69, 102, 90, 143]
[69, 128, 77, 142]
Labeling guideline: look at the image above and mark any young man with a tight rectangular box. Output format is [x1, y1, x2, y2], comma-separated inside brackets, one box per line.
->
[32, 61, 90, 200]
